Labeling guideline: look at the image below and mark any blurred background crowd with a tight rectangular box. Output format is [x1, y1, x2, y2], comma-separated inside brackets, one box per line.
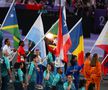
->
[0, 0, 108, 8]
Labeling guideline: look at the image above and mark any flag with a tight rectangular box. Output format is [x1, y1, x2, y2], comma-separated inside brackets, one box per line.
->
[56, 7, 63, 57]
[25, 14, 46, 64]
[2, 6, 21, 49]
[60, 6, 72, 63]
[95, 21, 108, 53]
[45, 20, 59, 55]
[102, 51, 108, 76]
[69, 18, 84, 66]
[46, 6, 72, 63]
[95, 21, 108, 75]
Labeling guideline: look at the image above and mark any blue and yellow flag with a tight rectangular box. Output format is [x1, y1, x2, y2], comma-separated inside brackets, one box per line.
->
[69, 19, 84, 66]
[2, 6, 21, 49]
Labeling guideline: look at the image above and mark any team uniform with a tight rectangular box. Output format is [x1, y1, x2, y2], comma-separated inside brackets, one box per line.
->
[84, 59, 91, 90]
[90, 61, 101, 90]
[17, 45, 26, 82]
[52, 73, 64, 90]
[63, 81, 76, 90]
[66, 63, 83, 90]
[14, 68, 24, 90]
[43, 70, 54, 90]
[27, 61, 37, 90]
[1, 56, 10, 90]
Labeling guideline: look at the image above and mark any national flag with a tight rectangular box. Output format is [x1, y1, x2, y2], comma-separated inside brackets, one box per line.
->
[2, 6, 21, 49]
[69, 18, 84, 66]
[102, 51, 108, 76]
[25, 14, 46, 64]
[56, 6, 63, 57]
[95, 21, 108, 53]
[94, 21, 108, 75]
[60, 7, 72, 63]
[45, 20, 59, 55]
[46, 6, 72, 63]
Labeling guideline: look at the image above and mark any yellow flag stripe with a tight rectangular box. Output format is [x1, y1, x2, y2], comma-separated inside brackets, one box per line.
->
[53, 34, 57, 38]
[49, 45, 56, 48]
[13, 36, 20, 43]
[2, 25, 18, 30]
[72, 36, 84, 56]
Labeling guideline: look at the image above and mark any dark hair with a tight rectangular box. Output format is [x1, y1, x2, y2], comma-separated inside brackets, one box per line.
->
[47, 63, 54, 72]
[79, 79, 86, 88]
[71, 55, 77, 60]
[90, 53, 98, 67]
[85, 52, 91, 58]
[19, 40, 24, 46]
[57, 67, 61, 72]
[31, 54, 38, 61]
[14, 62, 23, 69]
[4, 38, 9, 44]
[66, 73, 72, 76]
[88, 83, 95, 90]
[70, 55, 77, 66]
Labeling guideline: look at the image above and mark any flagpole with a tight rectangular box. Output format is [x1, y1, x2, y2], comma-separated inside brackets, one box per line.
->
[0, 0, 17, 62]
[90, 43, 96, 53]
[0, 0, 16, 30]
[101, 54, 108, 64]
[27, 19, 59, 56]
[23, 13, 42, 41]
[68, 18, 82, 34]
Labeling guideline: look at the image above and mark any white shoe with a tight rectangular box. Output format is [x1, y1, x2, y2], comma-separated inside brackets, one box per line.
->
[36, 85, 43, 89]
[9, 80, 12, 83]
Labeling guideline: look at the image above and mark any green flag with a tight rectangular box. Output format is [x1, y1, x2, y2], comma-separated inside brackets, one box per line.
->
[2, 6, 21, 49]
[45, 20, 58, 54]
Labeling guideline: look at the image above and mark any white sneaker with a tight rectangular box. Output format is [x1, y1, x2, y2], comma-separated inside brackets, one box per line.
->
[9, 80, 12, 83]
[36, 85, 43, 89]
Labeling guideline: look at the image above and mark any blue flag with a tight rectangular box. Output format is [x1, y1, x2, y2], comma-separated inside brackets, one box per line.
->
[25, 14, 47, 65]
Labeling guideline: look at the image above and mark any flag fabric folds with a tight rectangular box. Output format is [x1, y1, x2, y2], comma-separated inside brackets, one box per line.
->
[25, 14, 46, 65]
[46, 20, 59, 55]
[69, 19, 84, 66]
[102, 52, 108, 76]
[2, 6, 21, 49]
[46, 6, 72, 63]
[95, 21, 108, 75]
[59, 7, 72, 63]
[56, 7, 63, 57]
[95, 21, 108, 53]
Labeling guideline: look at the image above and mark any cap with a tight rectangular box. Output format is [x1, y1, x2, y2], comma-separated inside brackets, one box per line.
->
[35, 48, 39, 51]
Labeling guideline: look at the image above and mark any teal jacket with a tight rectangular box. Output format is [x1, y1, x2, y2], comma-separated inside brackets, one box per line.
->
[28, 61, 36, 82]
[15, 68, 23, 82]
[43, 70, 54, 87]
[0, 31, 3, 48]
[63, 81, 76, 90]
[52, 73, 64, 90]
[1, 56, 10, 77]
